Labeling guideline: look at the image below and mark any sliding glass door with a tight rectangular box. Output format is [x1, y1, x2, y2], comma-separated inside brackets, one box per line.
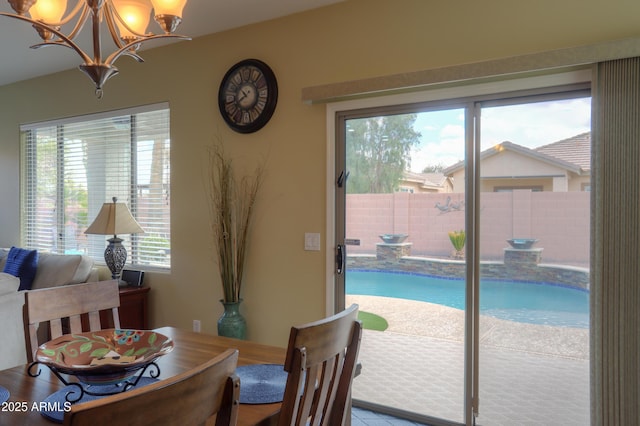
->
[475, 95, 591, 425]
[339, 104, 468, 424]
[335, 88, 591, 425]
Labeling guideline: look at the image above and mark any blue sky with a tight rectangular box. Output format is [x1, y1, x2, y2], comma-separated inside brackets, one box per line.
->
[410, 97, 592, 172]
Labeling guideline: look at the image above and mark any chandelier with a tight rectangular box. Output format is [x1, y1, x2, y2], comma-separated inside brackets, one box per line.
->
[0, 0, 190, 97]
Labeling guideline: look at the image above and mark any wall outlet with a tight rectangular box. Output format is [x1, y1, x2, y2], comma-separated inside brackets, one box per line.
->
[193, 319, 201, 332]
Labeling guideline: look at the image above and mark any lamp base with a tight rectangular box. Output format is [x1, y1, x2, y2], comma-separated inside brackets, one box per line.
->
[105, 236, 127, 282]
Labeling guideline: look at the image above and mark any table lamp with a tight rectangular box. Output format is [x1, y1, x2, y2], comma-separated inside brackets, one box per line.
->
[85, 197, 144, 285]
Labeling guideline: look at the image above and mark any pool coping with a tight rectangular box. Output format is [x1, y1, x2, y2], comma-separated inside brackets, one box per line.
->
[347, 254, 590, 289]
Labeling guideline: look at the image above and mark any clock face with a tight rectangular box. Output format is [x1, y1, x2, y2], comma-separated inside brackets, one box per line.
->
[218, 59, 278, 133]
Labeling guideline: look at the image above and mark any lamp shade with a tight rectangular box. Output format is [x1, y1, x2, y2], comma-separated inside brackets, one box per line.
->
[85, 198, 144, 236]
[29, 0, 68, 24]
[150, 0, 187, 17]
[112, 0, 152, 38]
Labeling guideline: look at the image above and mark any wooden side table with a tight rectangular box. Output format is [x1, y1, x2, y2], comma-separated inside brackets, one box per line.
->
[98, 286, 150, 330]
[117, 285, 150, 329]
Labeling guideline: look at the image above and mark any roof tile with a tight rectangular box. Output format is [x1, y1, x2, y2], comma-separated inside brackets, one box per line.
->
[535, 132, 590, 172]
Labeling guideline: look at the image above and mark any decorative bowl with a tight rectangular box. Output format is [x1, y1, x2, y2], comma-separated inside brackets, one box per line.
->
[379, 234, 408, 244]
[507, 238, 538, 249]
[35, 329, 173, 385]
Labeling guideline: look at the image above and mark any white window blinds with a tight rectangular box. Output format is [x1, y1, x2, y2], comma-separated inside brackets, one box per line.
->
[20, 103, 171, 269]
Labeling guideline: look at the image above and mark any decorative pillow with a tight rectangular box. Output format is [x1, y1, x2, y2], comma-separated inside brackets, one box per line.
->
[2, 246, 38, 291]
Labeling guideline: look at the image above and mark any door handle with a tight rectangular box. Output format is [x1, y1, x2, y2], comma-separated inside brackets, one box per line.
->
[337, 171, 350, 188]
[336, 244, 345, 275]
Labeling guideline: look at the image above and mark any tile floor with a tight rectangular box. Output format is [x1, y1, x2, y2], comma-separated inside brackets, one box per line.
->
[352, 407, 429, 426]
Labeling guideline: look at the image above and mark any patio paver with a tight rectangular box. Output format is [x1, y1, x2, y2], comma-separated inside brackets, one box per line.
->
[349, 295, 590, 425]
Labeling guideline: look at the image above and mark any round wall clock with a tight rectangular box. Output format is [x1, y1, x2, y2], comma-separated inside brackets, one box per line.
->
[218, 59, 278, 134]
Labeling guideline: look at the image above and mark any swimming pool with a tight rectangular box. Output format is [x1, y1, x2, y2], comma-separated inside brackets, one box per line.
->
[346, 270, 589, 328]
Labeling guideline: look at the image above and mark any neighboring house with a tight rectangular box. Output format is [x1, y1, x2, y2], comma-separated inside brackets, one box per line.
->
[443, 132, 591, 192]
[398, 171, 453, 193]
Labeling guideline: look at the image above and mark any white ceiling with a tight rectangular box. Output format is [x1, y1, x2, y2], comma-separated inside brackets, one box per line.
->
[0, 0, 343, 87]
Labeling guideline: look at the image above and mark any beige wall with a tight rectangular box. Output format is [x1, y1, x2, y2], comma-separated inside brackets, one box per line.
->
[0, 0, 638, 347]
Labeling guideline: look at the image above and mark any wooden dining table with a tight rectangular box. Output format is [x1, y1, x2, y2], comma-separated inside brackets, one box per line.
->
[0, 326, 286, 426]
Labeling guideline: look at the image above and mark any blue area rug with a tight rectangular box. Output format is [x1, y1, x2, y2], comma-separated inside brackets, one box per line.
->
[0, 386, 9, 404]
[40, 376, 158, 423]
[236, 364, 288, 404]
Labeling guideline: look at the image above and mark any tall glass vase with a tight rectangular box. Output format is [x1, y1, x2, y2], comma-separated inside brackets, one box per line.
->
[217, 299, 247, 339]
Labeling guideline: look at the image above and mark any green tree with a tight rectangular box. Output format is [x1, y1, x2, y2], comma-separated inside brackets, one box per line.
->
[346, 114, 421, 193]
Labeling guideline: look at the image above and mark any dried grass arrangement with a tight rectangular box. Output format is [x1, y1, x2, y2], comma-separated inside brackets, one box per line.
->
[207, 144, 264, 303]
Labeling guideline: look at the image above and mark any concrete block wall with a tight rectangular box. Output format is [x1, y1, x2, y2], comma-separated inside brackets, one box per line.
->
[346, 191, 590, 266]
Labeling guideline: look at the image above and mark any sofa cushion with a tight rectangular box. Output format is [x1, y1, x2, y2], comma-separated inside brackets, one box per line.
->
[2, 246, 39, 291]
[0, 247, 8, 267]
[0, 272, 20, 296]
[31, 252, 94, 290]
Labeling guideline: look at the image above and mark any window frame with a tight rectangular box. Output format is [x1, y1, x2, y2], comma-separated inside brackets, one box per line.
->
[20, 103, 171, 271]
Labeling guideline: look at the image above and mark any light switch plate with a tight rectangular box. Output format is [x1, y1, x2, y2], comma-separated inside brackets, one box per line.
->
[304, 232, 321, 251]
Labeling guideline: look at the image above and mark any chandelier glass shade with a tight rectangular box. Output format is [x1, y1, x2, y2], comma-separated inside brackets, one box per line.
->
[1, 0, 190, 97]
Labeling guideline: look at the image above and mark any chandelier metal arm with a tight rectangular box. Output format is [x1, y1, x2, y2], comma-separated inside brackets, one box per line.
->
[0, 12, 94, 64]
[62, 1, 91, 44]
[105, 33, 189, 65]
[104, 2, 128, 50]
[89, 2, 102, 64]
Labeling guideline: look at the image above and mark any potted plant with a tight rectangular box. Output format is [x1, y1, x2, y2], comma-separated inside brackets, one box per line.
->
[207, 143, 263, 339]
[448, 230, 466, 260]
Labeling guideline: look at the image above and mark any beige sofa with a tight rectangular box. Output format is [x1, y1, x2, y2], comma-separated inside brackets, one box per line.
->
[0, 249, 97, 370]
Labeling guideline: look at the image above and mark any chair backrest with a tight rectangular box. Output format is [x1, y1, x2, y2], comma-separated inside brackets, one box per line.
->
[63, 348, 240, 426]
[278, 304, 362, 426]
[24, 280, 121, 361]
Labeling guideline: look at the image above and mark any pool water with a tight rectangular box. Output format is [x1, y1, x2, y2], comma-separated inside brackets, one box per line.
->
[346, 270, 589, 328]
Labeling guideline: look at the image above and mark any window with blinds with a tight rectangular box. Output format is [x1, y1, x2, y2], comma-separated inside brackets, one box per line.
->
[20, 103, 171, 269]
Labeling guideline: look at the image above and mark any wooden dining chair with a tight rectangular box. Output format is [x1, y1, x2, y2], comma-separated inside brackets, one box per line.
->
[24, 280, 121, 362]
[63, 348, 240, 426]
[264, 303, 362, 426]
